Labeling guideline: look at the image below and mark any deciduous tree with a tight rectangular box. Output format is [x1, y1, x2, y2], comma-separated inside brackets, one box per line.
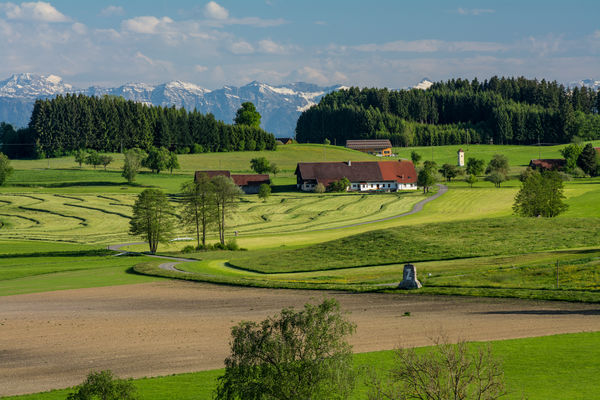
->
[410, 151, 422, 166]
[143, 146, 170, 174]
[234, 102, 261, 128]
[166, 151, 180, 174]
[513, 170, 568, 217]
[212, 175, 242, 245]
[0, 153, 13, 185]
[74, 149, 86, 168]
[129, 189, 176, 254]
[66, 370, 138, 400]
[215, 299, 356, 400]
[122, 148, 146, 183]
[465, 174, 477, 188]
[465, 157, 485, 176]
[417, 168, 435, 193]
[258, 183, 271, 201]
[250, 157, 271, 174]
[180, 175, 216, 249]
[99, 155, 113, 170]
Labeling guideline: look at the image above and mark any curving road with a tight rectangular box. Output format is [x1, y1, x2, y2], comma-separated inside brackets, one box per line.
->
[109, 184, 448, 273]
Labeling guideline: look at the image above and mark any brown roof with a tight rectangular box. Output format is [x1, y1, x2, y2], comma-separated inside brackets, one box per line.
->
[295, 161, 416, 184]
[346, 139, 392, 150]
[194, 170, 231, 180]
[232, 174, 270, 186]
[529, 159, 566, 170]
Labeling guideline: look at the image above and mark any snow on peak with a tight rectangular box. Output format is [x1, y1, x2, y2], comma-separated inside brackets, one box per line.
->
[412, 78, 433, 90]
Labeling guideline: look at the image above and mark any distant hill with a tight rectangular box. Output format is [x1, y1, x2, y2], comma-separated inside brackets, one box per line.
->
[0, 73, 343, 136]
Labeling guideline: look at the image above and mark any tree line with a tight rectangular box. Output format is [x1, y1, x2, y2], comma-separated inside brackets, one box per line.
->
[1, 95, 275, 159]
[296, 76, 600, 146]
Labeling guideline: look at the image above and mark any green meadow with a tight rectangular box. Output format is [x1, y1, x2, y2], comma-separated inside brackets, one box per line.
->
[6, 331, 599, 400]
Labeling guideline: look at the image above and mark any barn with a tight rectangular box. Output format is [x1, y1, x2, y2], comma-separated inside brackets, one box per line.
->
[345, 139, 393, 157]
[295, 160, 417, 192]
[194, 171, 270, 194]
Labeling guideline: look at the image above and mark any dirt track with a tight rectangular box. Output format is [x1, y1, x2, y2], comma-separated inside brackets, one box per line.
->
[1, 281, 600, 396]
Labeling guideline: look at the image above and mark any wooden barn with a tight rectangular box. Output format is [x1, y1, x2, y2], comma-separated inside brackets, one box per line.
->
[295, 160, 417, 192]
[529, 159, 566, 171]
[194, 171, 270, 194]
[345, 139, 393, 157]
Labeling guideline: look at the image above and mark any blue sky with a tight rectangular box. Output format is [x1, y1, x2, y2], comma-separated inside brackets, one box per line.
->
[0, 0, 598, 88]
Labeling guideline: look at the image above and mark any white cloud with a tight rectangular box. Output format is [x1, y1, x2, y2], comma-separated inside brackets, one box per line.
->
[100, 5, 124, 17]
[353, 39, 507, 53]
[1, 1, 68, 22]
[289, 66, 329, 85]
[258, 39, 289, 54]
[71, 22, 86, 34]
[230, 40, 254, 54]
[195, 65, 208, 73]
[457, 8, 495, 16]
[204, 1, 228, 20]
[122, 16, 173, 34]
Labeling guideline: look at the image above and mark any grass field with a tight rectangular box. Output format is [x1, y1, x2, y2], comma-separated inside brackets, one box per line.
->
[6, 331, 599, 400]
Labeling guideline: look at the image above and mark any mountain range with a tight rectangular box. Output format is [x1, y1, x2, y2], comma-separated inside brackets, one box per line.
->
[0, 74, 596, 137]
[0, 73, 344, 137]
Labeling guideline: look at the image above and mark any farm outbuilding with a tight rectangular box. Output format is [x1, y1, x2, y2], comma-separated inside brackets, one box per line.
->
[345, 139, 393, 157]
[295, 160, 417, 192]
[528, 159, 566, 171]
[194, 171, 270, 194]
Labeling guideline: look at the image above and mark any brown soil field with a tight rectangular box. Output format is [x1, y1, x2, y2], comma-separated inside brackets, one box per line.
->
[1, 280, 600, 396]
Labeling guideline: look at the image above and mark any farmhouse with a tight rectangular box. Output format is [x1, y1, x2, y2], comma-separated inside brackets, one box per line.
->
[194, 170, 270, 194]
[276, 137, 294, 145]
[346, 139, 393, 157]
[529, 159, 566, 171]
[295, 160, 417, 192]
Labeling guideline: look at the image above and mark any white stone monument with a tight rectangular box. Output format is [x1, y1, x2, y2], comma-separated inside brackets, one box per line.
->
[398, 263, 422, 289]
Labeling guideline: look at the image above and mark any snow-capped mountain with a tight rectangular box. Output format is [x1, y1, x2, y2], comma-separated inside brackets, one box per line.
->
[568, 79, 600, 90]
[411, 78, 434, 90]
[0, 73, 342, 136]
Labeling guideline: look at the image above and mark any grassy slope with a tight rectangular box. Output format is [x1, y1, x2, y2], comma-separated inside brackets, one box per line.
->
[6, 332, 599, 400]
[229, 217, 600, 273]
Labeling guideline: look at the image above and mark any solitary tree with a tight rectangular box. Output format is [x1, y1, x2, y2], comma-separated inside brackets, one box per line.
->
[250, 157, 272, 174]
[180, 175, 216, 249]
[417, 168, 435, 193]
[129, 189, 176, 254]
[465, 157, 485, 176]
[366, 336, 505, 400]
[560, 143, 582, 172]
[410, 151, 422, 167]
[84, 150, 102, 169]
[258, 183, 271, 201]
[100, 154, 113, 170]
[215, 299, 356, 400]
[166, 151, 180, 174]
[269, 162, 280, 176]
[234, 102, 261, 128]
[485, 171, 507, 188]
[576, 143, 598, 176]
[143, 146, 170, 174]
[438, 163, 460, 182]
[66, 370, 138, 400]
[485, 154, 509, 175]
[122, 148, 146, 184]
[212, 175, 242, 245]
[513, 170, 568, 217]
[74, 149, 86, 168]
[465, 174, 478, 188]
[0, 153, 14, 185]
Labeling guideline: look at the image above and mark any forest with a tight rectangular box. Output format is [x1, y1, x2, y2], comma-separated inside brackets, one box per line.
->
[1, 94, 275, 158]
[295, 76, 600, 146]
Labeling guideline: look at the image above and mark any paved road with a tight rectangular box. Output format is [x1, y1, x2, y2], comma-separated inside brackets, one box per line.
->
[109, 185, 448, 273]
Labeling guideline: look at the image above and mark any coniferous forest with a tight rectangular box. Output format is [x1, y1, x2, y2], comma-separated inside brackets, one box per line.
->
[2, 94, 275, 158]
[296, 76, 600, 146]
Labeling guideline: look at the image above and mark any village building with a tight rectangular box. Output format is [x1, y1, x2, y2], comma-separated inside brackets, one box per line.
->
[275, 137, 294, 145]
[457, 148, 465, 167]
[528, 159, 566, 171]
[345, 139, 393, 157]
[194, 170, 270, 194]
[295, 160, 417, 192]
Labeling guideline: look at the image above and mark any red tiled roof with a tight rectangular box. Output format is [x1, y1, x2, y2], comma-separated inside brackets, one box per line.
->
[295, 161, 416, 184]
[232, 174, 270, 186]
[346, 139, 392, 150]
[529, 159, 566, 170]
[378, 161, 417, 183]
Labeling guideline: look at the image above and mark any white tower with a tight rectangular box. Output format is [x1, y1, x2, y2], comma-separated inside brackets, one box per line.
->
[457, 148, 464, 167]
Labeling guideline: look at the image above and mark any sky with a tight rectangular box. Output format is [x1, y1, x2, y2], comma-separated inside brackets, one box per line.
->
[0, 0, 598, 89]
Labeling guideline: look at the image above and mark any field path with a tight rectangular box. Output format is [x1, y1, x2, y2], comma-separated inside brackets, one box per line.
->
[1, 281, 599, 396]
[314, 183, 447, 230]
[108, 242, 194, 273]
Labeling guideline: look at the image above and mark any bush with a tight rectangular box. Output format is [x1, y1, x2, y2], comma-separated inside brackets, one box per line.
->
[66, 370, 138, 400]
[191, 144, 204, 154]
[314, 182, 326, 193]
[178, 146, 190, 154]
[181, 245, 196, 253]
[225, 238, 239, 251]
